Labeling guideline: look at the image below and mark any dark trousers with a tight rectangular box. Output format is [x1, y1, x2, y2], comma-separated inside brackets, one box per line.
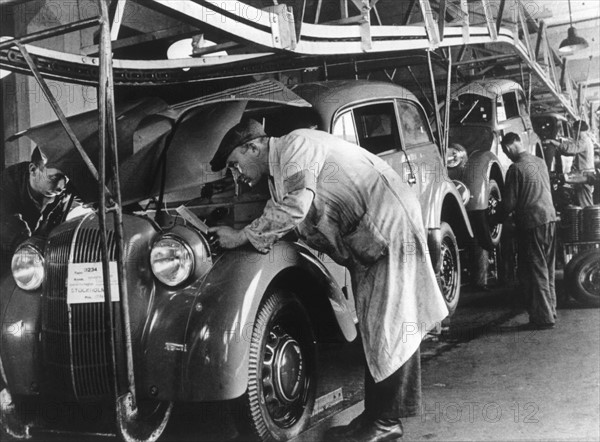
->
[517, 222, 557, 325]
[364, 347, 421, 419]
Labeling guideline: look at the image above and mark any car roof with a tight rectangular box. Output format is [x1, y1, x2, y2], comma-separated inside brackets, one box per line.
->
[291, 80, 421, 128]
[453, 79, 524, 100]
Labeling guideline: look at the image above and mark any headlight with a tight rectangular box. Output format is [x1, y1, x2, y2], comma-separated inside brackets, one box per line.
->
[446, 144, 468, 168]
[11, 245, 45, 291]
[150, 236, 194, 287]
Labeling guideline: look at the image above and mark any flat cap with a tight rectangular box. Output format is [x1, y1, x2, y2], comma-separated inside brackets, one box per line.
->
[210, 119, 266, 171]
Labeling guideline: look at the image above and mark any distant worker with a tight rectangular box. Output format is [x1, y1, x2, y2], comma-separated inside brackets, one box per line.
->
[0, 146, 73, 273]
[499, 132, 558, 329]
[208, 119, 449, 442]
[544, 120, 595, 207]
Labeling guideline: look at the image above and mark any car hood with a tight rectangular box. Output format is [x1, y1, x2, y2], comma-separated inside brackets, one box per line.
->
[7, 80, 310, 204]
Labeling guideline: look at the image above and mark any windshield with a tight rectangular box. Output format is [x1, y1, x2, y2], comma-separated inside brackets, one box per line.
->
[450, 94, 493, 125]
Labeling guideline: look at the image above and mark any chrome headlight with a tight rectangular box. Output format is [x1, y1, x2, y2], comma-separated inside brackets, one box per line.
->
[150, 236, 194, 287]
[11, 244, 45, 291]
[446, 144, 468, 168]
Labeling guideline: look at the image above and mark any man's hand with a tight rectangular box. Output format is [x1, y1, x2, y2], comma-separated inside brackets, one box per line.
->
[543, 139, 560, 147]
[207, 226, 249, 249]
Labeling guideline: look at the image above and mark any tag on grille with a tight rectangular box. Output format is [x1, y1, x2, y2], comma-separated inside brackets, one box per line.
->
[67, 262, 120, 304]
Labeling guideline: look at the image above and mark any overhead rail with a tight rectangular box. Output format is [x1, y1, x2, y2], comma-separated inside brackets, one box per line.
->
[0, 0, 583, 116]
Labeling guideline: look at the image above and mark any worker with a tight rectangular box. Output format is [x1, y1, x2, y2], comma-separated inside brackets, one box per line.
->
[499, 132, 558, 329]
[543, 120, 595, 207]
[208, 119, 448, 442]
[0, 146, 72, 274]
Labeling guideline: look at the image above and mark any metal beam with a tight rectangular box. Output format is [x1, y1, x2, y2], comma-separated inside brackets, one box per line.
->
[534, 20, 545, 61]
[438, 0, 446, 43]
[404, 0, 418, 25]
[419, 0, 440, 47]
[460, 0, 470, 44]
[495, 0, 506, 33]
[481, 0, 498, 40]
[517, 4, 534, 58]
[81, 25, 199, 55]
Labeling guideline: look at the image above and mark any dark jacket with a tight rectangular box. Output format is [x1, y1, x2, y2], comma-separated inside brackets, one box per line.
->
[503, 152, 557, 230]
[0, 162, 72, 259]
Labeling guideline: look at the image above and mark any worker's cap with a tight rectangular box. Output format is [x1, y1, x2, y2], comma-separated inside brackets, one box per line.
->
[210, 119, 266, 171]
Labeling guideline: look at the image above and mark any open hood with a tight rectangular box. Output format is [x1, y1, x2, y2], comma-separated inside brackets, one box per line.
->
[6, 80, 311, 204]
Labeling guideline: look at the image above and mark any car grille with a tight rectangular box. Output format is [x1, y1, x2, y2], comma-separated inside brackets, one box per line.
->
[42, 225, 117, 400]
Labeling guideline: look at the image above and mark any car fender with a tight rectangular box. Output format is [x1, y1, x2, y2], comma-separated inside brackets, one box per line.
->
[0, 276, 42, 396]
[462, 150, 504, 211]
[145, 241, 355, 402]
[424, 181, 474, 273]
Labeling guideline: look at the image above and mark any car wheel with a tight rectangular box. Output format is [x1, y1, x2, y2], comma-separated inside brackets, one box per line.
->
[237, 290, 316, 441]
[473, 179, 503, 251]
[566, 250, 600, 308]
[438, 222, 461, 316]
[116, 393, 173, 442]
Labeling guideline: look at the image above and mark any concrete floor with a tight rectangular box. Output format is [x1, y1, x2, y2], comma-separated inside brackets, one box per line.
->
[294, 300, 600, 442]
[3, 286, 599, 442]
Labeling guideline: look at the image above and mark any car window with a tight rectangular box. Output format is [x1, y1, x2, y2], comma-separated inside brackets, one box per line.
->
[396, 100, 433, 147]
[352, 102, 401, 154]
[500, 92, 519, 120]
[450, 94, 493, 124]
[332, 110, 358, 144]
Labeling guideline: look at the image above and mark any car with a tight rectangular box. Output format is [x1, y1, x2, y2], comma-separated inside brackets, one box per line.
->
[1, 79, 472, 442]
[532, 111, 574, 172]
[446, 79, 543, 250]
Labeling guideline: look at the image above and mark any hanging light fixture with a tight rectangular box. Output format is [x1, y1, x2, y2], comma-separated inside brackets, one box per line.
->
[559, 0, 589, 55]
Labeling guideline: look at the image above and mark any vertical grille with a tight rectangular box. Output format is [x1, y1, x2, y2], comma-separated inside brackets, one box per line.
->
[43, 225, 117, 400]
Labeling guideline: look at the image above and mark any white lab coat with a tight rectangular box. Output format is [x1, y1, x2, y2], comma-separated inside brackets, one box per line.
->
[245, 129, 448, 382]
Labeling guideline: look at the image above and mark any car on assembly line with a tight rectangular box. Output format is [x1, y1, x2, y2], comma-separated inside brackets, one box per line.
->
[446, 79, 543, 250]
[1, 79, 472, 442]
[532, 111, 574, 172]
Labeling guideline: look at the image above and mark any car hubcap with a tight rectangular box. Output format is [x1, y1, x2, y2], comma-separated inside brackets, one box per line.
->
[262, 325, 307, 428]
[580, 262, 600, 297]
[488, 192, 501, 240]
[440, 241, 457, 302]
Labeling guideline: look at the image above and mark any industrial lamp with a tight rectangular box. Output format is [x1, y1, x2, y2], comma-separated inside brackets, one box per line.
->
[558, 0, 589, 55]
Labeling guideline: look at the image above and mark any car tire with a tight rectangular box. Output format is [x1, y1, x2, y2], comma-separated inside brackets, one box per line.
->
[438, 222, 461, 316]
[236, 290, 317, 441]
[116, 394, 173, 442]
[565, 250, 600, 308]
[472, 179, 503, 251]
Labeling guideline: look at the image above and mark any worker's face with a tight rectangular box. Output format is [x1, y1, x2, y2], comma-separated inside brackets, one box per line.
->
[29, 164, 68, 198]
[226, 141, 267, 188]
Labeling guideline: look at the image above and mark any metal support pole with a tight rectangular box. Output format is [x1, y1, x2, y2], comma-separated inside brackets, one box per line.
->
[443, 49, 452, 161]
[427, 50, 443, 148]
[495, 0, 506, 33]
[98, 0, 138, 414]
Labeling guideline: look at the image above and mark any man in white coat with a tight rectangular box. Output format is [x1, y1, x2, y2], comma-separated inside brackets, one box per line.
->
[209, 119, 448, 442]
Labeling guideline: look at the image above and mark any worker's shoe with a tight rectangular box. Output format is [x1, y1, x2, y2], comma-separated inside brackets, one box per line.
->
[326, 414, 403, 442]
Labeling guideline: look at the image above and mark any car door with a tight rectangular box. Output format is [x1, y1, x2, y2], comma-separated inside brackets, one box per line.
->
[335, 100, 421, 193]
